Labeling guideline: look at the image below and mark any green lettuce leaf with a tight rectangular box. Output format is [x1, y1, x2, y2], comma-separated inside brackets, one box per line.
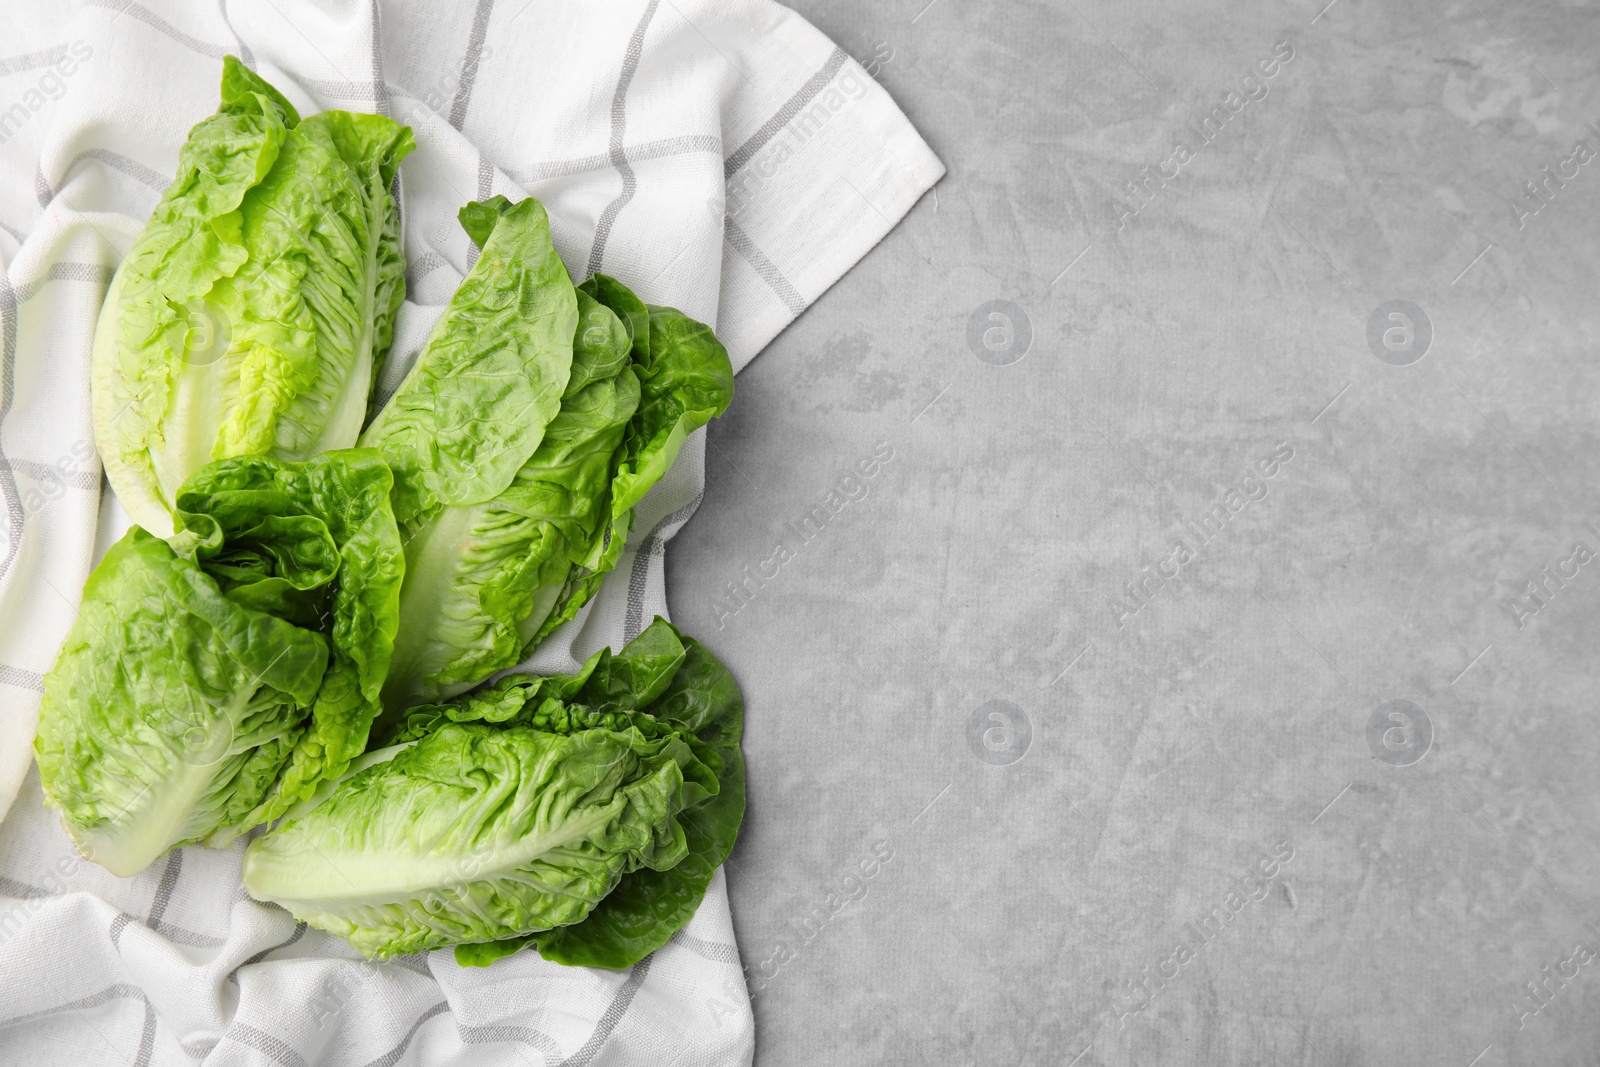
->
[382, 615, 688, 745]
[579, 274, 650, 363]
[360, 196, 606, 711]
[91, 56, 413, 537]
[34, 449, 403, 875]
[36, 451, 400, 876]
[240, 720, 710, 958]
[244, 620, 740, 964]
[360, 241, 731, 713]
[34, 527, 325, 877]
[531, 630, 745, 968]
[383, 618, 744, 970]
[531, 299, 735, 644]
[359, 195, 578, 525]
[173, 449, 406, 836]
[453, 938, 533, 968]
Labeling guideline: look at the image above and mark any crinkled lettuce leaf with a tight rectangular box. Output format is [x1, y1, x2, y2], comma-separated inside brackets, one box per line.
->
[359, 238, 732, 711]
[359, 196, 597, 711]
[529, 296, 735, 644]
[382, 613, 687, 746]
[359, 195, 577, 524]
[91, 56, 413, 537]
[173, 449, 406, 836]
[240, 718, 711, 958]
[35, 449, 403, 875]
[244, 619, 740, 964]
[531, 630, 745, 968]
[375, 618, 745, 970]
[378, 334, 639, 709]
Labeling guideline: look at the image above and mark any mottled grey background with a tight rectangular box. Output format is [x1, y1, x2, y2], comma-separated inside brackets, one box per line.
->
[668, 1, 1600, 1063]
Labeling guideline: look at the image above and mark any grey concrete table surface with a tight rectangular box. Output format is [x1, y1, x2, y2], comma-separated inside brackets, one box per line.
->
[668, 1, 1600, 1064]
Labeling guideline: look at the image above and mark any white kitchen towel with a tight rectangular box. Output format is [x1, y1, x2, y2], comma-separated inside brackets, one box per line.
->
[0, 1, 942, 1063]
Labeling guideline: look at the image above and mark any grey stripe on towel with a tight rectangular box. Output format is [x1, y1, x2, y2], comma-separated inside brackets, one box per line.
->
[725, 46, 848, 177]
[624, 490, 705, 640]
[584, 0, 660, 277]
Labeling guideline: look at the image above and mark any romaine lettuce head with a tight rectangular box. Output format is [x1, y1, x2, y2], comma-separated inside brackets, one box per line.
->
[33, 449, 403, 875]
[240, 719, 711, 959]
[362, 195, 640, 711]
[91, 56, 413, 537]
[365, 255, 733, 715]
[374, 287, 639, 711]
[379, 618, 746, 969]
